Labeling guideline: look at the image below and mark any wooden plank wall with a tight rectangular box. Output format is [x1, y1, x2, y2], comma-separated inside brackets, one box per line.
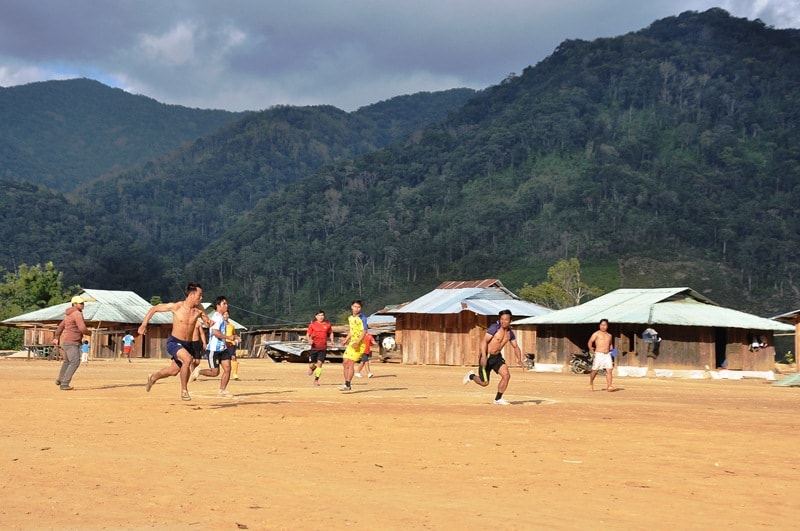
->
[521, 323, 775, 370]
[398, 312, 494, 366]
[396, 316, 776, 370]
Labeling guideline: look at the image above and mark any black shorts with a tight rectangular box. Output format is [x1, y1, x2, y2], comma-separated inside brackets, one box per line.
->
[308, 349, 327, 364]
[206, 349, 232, 369]
[227, 346, 237, 359]
[190, 341, 205, 360]
[359, 353, 372, 363]
[477, 353, 505, 382]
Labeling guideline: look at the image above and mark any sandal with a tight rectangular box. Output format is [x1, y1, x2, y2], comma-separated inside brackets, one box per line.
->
[181, 391, 191, 401]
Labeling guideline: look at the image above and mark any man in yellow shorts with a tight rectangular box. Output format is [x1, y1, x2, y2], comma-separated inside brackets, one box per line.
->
[340, 300, 368, 392]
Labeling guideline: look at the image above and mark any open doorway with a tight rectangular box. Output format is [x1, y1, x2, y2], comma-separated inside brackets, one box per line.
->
[714, 327, 727, 369]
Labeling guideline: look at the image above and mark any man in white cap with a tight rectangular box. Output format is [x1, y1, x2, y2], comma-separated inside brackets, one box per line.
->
[53, 295, 91, 390]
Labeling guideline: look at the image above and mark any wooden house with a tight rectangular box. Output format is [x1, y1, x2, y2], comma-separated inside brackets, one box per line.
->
[770, 308, 800, 361]
[379, 279, 551, 365]
[1, 289, 172, 359]
[1, 290, 248, 360]
[512, 287, 794, 371]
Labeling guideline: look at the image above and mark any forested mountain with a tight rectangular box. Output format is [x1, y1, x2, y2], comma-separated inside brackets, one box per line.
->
[0, 78, 245, 191]
[1, 88, 476, 297]
[0, 179, 166, 292]
[184, 8, 800, 319]
[4, 8, 799, 323]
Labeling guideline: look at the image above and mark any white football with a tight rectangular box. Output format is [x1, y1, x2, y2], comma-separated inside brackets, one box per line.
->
[381, 336, 396, 350]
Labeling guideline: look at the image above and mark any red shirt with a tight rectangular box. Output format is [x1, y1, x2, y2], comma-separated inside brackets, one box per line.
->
[307, 320, 332, 350]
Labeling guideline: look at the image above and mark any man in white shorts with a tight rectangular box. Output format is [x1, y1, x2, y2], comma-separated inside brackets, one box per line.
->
[587, 318, 615, 392]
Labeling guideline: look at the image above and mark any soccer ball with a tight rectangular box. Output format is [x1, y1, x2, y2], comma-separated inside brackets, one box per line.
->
[381, 336, 396, 351]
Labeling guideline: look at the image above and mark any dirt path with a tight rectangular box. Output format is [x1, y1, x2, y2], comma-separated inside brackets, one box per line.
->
[1, 358, 798, 529]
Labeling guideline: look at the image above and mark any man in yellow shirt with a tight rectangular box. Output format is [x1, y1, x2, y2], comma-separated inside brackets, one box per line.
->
[339, 300, 368, 392]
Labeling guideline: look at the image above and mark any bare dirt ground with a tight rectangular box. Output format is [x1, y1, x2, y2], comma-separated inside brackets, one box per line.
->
[1, 357, 798, 530]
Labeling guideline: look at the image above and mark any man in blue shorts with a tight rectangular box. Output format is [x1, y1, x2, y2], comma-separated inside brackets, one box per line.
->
[463, 309, 523, 405]
[138, 282, 214, 401]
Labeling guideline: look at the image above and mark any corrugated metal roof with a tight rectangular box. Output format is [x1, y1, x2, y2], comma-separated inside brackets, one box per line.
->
[380, 279, 552, 318]
[512, 287, 793, 331]
[2, 288, 171, 325]
[771, 308, 800, 323]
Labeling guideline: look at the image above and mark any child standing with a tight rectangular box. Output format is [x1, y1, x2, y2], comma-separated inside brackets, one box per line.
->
[81, 339, 90, 366]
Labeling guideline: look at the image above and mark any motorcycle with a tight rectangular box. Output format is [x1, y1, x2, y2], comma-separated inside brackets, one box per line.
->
[523, 352, 536, 370]
[570, 350, 593, 374]
[571, 350, 613, 374]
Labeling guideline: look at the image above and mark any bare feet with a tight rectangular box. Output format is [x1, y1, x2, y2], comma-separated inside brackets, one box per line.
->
[606, 386, 617, 392]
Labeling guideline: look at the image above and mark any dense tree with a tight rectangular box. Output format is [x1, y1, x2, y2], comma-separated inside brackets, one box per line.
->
[0, 78, 244, 192]
[4, 9, 800, 322]
[0, 262, 73, 349]
[519, 259, 602, 309]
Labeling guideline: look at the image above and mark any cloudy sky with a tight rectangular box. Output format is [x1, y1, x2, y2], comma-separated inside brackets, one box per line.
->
[1, 1, 798, 112]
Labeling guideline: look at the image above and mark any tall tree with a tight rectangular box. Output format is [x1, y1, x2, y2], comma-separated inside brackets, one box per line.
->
[0, 262, 73, 349]
[519, 258, 601, 309]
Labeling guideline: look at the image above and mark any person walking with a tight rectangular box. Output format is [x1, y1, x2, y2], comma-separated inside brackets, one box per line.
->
[225, 310, 240, 380]
[81, 340, 90, 367]
[139, 282, 214, 401]
[354, 333, 375, 378]
[53, 295, 91, 390]
[306, 309, 333, 386]
[122, 331, 134, 362]
[588, 318, 615, 392]
[340, 300, 368, 392]
[463, 309, 523, 405]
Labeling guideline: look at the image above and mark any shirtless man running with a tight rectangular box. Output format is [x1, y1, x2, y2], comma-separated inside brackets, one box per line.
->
[189, 318, 207, 374]
[463, 309, 523, 405]
[138, 282, 213, 401]
[588, 318, 615, 392]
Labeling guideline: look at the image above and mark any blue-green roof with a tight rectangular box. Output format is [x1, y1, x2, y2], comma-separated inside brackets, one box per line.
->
[2, 288, 172, 325]
[512, 287, 793, 331]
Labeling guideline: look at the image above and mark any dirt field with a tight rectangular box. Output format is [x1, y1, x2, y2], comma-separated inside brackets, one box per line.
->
[1, 357, 798, 530]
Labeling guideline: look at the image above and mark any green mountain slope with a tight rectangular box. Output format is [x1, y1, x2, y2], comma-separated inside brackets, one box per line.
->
[0, 78, 245, 191]
[186, 8, 800, 319]
[1, 89, 475, 297]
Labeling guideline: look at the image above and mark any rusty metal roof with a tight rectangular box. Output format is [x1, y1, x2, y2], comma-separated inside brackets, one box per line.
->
[380, 279, 551, 318]
[512, 287, 793, 331]
[771, 308, 800, 324]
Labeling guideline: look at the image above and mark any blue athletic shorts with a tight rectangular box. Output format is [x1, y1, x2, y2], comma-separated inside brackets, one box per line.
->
[166, 336, 193, 367]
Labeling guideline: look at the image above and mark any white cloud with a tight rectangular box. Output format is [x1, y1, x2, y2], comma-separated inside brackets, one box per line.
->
[1, 1, 798, 111]
[137, 21, 198, 66]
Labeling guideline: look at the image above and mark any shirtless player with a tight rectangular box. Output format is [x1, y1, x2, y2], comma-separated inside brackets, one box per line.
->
[138, 282, 214, 401]
[588, 318, 615, 392]
[463, 309, 523, 405]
